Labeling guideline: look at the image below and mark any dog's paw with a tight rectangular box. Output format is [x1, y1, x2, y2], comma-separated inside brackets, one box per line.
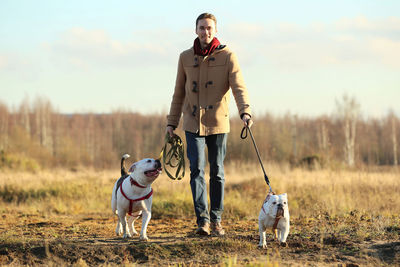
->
[258, 243, 267, 249]
[116, 224, 122, 236]
[122, 233, 131, 239]
[128, 227, 138, 236]
[131, 230, 138, 235]
[139, 235, 149, 242]
[280, 242, 288, 247]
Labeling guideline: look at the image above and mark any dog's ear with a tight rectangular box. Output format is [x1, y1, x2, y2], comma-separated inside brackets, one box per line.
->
[128, 163, 137, 173]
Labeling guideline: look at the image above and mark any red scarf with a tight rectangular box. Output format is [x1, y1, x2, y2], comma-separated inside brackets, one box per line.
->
[193, 37, 221, 56]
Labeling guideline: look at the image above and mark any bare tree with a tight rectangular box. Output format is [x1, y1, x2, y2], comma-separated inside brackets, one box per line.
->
[335, 95, 360, 167]
[3, 96, 400, 169]
[317, 117, 330, 162]
[85, 114, 96, 163]
[0, 102, 9, 150]
[33, 97, 54, 153]
[291, 114, 298, 163]
[18, 96, 31, 134]
[391, 114, 398, 166]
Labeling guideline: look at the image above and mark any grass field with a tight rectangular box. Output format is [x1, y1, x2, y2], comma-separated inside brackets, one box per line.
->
[0, 163, 399, 266]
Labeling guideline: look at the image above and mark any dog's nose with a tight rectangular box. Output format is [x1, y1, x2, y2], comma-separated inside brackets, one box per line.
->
[155, 159, 161, 168]
[277, 203, 283, 209]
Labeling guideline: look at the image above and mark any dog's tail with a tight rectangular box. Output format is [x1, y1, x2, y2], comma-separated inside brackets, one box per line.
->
[121, 154, 130, 176]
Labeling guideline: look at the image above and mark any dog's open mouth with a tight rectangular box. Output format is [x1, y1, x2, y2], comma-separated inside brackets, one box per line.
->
[144, 167, 162, 177]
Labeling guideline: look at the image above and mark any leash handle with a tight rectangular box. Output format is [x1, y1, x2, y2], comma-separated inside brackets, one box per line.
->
[241, 126, 273, 193]
[159, 133, 185, 180]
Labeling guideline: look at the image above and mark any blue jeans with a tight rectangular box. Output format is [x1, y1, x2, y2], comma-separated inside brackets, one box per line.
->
[185, 131, 227, 225]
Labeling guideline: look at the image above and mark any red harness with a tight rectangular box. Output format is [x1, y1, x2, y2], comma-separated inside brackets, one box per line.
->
[261, 193, 272, 215]
[119, 177, 153, 216]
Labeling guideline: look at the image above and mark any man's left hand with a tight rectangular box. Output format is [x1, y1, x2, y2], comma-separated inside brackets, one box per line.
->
[242, 114, 253, 128]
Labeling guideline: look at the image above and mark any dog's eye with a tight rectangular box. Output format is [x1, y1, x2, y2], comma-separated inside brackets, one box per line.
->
[284, 202, 287, 204]
[273, 202, 276, 205]
[147, 159, 151, 163]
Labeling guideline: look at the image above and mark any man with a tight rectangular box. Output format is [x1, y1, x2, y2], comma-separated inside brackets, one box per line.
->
[166, 13, 253, 236]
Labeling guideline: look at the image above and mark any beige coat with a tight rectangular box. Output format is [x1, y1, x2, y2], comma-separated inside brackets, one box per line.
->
[167, 45, 251, 136]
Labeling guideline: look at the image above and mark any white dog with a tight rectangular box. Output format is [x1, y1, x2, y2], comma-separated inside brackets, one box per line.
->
[258, 192, 290, 248]
[111, 154, 162, 240]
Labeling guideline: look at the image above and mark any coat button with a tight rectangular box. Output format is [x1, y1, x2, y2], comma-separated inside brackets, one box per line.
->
[192, 105, 197, 116]
[192, 81, 198, 92]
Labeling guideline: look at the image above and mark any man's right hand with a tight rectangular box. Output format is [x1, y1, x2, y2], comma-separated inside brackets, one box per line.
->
[166, 126, 175, 137]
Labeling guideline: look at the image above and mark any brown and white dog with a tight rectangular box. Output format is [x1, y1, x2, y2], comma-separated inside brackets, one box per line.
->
[258, 192, 290, 248]
[111, 154, 162, 240]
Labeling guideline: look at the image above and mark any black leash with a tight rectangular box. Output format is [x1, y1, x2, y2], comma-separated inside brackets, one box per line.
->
[241, 124, 273, 193]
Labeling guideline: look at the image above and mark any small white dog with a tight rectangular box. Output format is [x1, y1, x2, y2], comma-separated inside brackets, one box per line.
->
[111, 154, 162, 240]
[258, 192, 290, 248]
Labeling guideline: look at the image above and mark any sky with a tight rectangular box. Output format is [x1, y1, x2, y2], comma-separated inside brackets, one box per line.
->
[1, 0, 399, 118]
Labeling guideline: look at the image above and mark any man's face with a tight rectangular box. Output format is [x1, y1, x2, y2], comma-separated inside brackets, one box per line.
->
[196, 18, 217, 47]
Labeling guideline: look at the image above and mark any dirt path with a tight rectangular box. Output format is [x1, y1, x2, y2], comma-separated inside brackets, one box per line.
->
[0, 213, 399, 266]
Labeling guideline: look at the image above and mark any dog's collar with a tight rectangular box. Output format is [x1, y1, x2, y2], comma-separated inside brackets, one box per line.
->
[261, 193, 271, 215]
[130, 177, 147, 188]
[263, 194, 272, 204]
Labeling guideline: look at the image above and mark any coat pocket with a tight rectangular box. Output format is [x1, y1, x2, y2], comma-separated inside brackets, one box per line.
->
[204, 98, 229, 127]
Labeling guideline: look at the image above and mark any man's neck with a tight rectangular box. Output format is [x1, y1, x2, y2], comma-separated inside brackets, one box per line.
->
[200, 42, 210, 50]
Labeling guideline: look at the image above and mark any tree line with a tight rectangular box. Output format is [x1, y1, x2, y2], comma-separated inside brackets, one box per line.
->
[0, 96, 398, 170]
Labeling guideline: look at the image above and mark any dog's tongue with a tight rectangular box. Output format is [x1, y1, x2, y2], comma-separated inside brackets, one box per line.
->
[145, 168, 162, 177]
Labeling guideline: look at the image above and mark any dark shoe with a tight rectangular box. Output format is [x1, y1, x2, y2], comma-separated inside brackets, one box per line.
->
[195, 221, 210, 236]
[211, 222, 225, 236]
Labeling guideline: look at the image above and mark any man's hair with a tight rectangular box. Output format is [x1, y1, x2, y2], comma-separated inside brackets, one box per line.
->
[196, 13, 217, 27]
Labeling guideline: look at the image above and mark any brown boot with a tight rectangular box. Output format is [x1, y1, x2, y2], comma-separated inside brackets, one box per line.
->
[211, 222, 225, 236]
[195, 221, 210, 236]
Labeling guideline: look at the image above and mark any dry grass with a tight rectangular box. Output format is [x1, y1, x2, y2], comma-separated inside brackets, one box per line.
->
[2, 163, 399, 216]
[1, 163, 399, 230]
[0, 164, 399, 266]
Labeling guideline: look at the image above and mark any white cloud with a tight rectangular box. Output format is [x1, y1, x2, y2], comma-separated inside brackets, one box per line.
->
[46, 27, 188, 70]
[223, 16, 400, 69]
[336, 15, 400, 37]
[0, 55, 8, 70]
[4, 16, 399, 75]
[0, 53, 40, 80]
[369, 38, 400, 67]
